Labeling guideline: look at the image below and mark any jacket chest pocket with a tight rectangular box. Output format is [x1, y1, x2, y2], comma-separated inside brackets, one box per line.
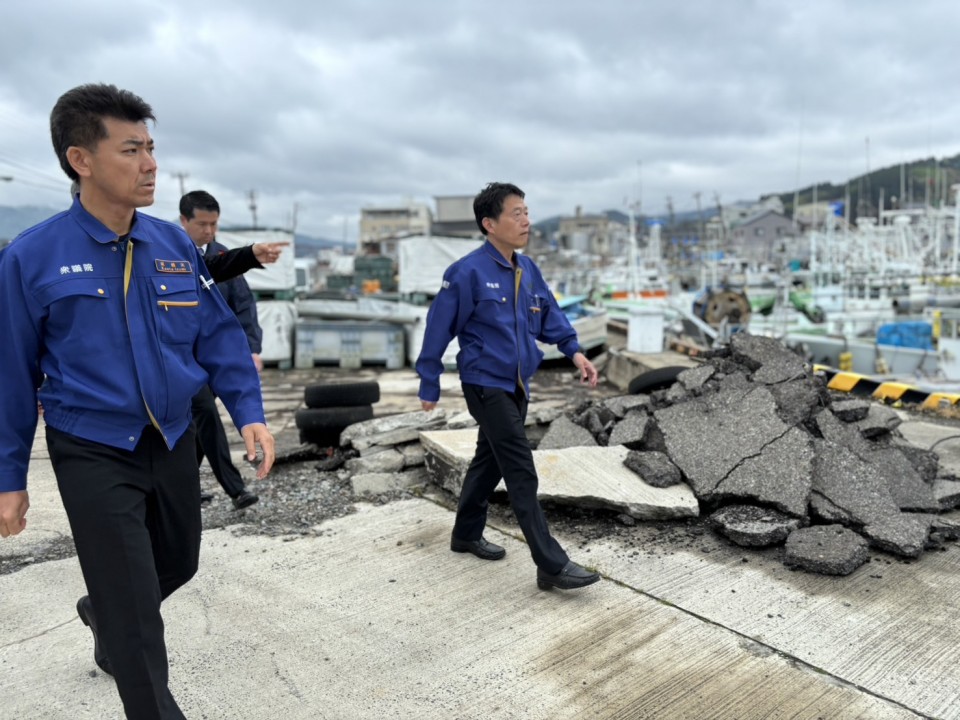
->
[476, 288, 513, 324]
[151, 275, 200, 344]
[527, 293, 544, 335]
[39, 278, 114, 339]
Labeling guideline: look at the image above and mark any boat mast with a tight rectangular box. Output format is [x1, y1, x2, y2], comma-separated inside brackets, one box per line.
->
[627, 160, 642, 299]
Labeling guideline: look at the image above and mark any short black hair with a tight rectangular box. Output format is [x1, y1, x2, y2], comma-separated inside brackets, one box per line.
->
[49, 83, 155, 182]
[179, 190, 220, 219]
[473, 182, 525, 236]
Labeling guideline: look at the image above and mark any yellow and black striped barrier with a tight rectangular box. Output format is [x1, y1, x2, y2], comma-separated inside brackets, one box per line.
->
[812, 365, 960, 411]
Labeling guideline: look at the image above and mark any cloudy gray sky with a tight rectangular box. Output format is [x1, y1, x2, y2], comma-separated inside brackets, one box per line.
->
[0, 0, 956, 240]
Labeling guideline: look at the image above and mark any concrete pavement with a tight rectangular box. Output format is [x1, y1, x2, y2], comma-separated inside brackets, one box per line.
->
[3, 406, 960, 718]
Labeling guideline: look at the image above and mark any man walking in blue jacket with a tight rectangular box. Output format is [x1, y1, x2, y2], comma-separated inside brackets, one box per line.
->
[416, 182, 601, 591]
[0, 83, 274, 719]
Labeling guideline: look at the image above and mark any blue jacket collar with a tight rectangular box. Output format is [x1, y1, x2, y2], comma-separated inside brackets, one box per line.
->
[69, 195, 154, 245]
[482, 240, 518, 269]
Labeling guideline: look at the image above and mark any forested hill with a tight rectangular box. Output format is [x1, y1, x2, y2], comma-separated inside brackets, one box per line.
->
[772, 153, 960, 218]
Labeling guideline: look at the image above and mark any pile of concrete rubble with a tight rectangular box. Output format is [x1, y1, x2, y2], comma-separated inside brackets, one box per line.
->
[331, 333, 960, 576]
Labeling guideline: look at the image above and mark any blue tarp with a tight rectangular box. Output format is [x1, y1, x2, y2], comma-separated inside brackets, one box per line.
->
[876, 321, 934, 350]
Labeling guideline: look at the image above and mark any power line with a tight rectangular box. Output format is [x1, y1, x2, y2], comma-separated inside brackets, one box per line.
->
[0, 152, 67, 185]
[7, 177, 67, 193]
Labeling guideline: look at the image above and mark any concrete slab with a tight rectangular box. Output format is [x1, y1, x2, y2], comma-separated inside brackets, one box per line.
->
[8, 387, 960, 719]
[420, 428, 699, 520]
[578, 516, 960, 720]
[1, 500, 919, 720]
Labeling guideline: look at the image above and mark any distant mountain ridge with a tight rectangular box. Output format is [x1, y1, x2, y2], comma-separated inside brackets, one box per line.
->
[772, 153, 960, 218]
[0, 205, 62, 241]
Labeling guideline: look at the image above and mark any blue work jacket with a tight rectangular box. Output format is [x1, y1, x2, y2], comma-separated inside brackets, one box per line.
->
[416, 242, 580, 403]
[0, 197, 265, 491]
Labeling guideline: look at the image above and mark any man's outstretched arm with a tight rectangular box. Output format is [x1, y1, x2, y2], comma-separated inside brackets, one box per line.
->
[204, 242, 289, 283]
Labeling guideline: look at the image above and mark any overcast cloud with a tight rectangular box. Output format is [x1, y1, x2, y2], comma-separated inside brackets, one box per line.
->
[0, 0, 957, 240]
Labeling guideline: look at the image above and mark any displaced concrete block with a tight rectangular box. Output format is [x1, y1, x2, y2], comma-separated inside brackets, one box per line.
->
[709, 505, 803, 547]
[602, 394, 651, 419]
[677, 364, 715, 392]
[345, 448, 404, 475]
[446, 411, 477, 430]
[420, 429, 477, 495]
[419, 428, 698, 519]
[351, 468, 430, 496]
[607, 411, 650, 449]
[341, 409, 447, 451]
[656, 384, 789, 500]
[927, 517, 960, 549]
[581, 406, 615, 436]
[856, 405, 902, 439]
[889, 440, 939, 483]
[537, 415, 598, 450]
[399, 442, 425, 468]
[933, 478, 960, 510]
[530, 445, 699, 520]
[716, 426, 814, 517]
[663, 383, 690, 405]
[784, 525, 869, 576]
[528, 405, 564, 426]
[623, 450, 682, 488]
[810, 440, 901, 526]
[863, 448, 939, 512]
[830, 399, 871, 423]
[769, 379, 823, 427]
[815, 409, 871, 455]
[862, 513, 931, 558]
[730, 333, 806, 384]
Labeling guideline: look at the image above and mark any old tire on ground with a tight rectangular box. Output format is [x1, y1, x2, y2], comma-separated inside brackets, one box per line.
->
[304, 381, 380, 409]
[295, 405, 374, 431]
[627, 366, 687, 395]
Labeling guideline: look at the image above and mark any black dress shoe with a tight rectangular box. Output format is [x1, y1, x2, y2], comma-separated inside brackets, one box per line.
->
[450, 535, 506, 561]
[200, 492, 214, 504]
[232, 490, 259, 510]
[537, 560, 601, 590]
[76, 596, 112, 676]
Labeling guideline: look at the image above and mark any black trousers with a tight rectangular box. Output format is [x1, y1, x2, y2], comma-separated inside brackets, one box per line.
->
[47, 424, 200, 720]
[191, 385, 245, 498]
[453, 383, 569, 574]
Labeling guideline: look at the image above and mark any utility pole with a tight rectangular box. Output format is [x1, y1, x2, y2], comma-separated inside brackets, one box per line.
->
[664, 195, 675, 263]
[291, 202, 300, 233]
[900, 162, 906, 208]
[694, 191, 707, 287]
[171, 172, 189, 197]
[713, 191, 725, 249]
[247, 190, 258, 229]
[634, 159, 642, 218]
[693, 191, 704, 243]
